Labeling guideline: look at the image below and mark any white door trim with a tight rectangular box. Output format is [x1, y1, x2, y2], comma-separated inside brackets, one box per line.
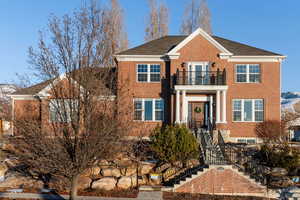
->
[183, 96, 209, 123]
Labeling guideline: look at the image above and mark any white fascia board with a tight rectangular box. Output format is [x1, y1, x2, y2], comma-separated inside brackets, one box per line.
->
[9, 95, 36, 100]
[37, 73, 85, 97]
[174, 85, 228, 91]
[167, 27, 232, 56]
[228, 55, 287, 63]
[115, 54, 168, 62]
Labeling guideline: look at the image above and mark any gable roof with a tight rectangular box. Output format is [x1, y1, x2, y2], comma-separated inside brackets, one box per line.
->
[117, 35, 282, 56]
[117, 36, 186, 56]
[12, 79, 53, 95]
[12, 67, 116, 96]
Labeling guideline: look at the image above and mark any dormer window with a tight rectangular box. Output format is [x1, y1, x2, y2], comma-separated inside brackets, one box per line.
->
[137, 64, 161, 82]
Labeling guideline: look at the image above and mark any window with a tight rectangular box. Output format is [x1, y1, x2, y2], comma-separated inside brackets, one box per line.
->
[49, 99, 78, 122]
[255, 99, 264, 121]
[150, 65, 161, 82]
[236, 64, 260, 83]
[137, 64, 148, 82]
[137, 64, 161, 82]
[155, 100, 164, 120]
[232, 99, 264, 122]
[233, 100, 242, 121]
[134, 100, 143, 120]
[133, 99, 164, 121]
[237, 138, 256, 144]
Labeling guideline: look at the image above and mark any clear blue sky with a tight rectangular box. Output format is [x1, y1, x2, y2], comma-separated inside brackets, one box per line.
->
[0, 0, 299, 91]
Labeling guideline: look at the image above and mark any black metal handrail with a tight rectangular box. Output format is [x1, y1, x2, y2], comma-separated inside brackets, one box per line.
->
[176, 69, 226, 86]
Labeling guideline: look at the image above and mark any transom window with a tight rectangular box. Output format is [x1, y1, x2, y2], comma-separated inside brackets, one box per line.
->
[232, 99, 264, 122]
[137, 64, 161, 82]
[134, 99, 164, 121]
[49, 99, 78, 122]
[236, 64, 261, 83]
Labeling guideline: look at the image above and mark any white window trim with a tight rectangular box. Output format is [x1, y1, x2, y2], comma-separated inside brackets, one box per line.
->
[236, 137, 257, 144]
[232, 99, 264, 122]
[133, 98, 164, 122]
[49, 99, 78, 123]
[235, 64, 261, 83]
[136, 64, 161, 83]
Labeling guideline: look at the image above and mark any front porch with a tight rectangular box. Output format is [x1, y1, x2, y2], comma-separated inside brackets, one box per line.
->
[174, 85, 228, 129]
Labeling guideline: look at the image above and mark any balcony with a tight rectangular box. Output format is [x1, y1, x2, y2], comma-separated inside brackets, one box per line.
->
[175, 69, 226, 86]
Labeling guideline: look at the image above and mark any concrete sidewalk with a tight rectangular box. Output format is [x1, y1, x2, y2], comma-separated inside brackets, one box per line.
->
[0, 191, 163, 200]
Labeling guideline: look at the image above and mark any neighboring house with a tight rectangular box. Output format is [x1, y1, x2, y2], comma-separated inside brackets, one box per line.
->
[11, 28, 285, 143]
[0, 84, 17, 133]
[116, 28, 285, 143]
[9, 68, 116, 135]
[281, 92, 300, 140]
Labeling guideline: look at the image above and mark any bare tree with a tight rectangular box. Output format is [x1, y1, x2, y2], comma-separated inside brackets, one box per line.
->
[256, 111, 300, 144]
[9, 2, 131, 200]
[180, 0, 212, 35]
[105, 0, 128, 58]
[145, 0, 169, 42]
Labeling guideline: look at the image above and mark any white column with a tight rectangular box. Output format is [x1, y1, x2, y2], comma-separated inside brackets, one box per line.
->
[182, 90, 186, 123]
[222, 90, 227, 123]
[216, 90, 220, 123]
[209, 95, 213, 124]
[176, 90, 180, 123]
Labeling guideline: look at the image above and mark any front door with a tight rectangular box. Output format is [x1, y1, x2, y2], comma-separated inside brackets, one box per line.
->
[188, 101, 208, 129]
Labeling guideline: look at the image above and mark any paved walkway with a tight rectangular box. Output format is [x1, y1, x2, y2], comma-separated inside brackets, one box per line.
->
[0, 191, 163, 200]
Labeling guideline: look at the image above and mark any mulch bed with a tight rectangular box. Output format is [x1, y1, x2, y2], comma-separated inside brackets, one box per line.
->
[78, 188, 139, 198]
[0, 187, 139, 198]
[163, 192, 276, 200]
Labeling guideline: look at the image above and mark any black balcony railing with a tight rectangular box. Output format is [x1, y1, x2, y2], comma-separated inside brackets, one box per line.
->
[176, 69, 226, 86]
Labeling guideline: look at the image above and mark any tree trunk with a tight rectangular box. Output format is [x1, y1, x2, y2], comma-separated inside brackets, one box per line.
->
[70, 174, 79, 200]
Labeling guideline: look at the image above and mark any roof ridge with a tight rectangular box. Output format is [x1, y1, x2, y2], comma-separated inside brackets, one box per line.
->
[212, 35, 282, 56]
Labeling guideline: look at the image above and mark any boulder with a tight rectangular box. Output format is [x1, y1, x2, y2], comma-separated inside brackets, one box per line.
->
[139, 163, 155, 175]
[82, 166, 101, 178]
[0, 163, 8, 177]
[92, 177, 117, 190]
[0, 174, 43, 189]
[131, 175, 148, 187]
[90, 166, 101, 177]
[101, 168, 121, 178]
[114, 160, 133, 168]
[270, 167, 288, 176]
[77, 176, 92, 190]
[125, 167, 137, 176]
[98, 160, 110, 169]
[117, 176, 132, 189]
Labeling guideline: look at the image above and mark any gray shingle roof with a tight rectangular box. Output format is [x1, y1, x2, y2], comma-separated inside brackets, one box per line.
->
[12, 80, 52, 95]
[12, 67, 117, 95]
[117, 35, 282, 56]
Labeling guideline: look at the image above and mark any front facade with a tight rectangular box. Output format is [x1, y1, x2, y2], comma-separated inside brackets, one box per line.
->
[116, 28, 285, 143]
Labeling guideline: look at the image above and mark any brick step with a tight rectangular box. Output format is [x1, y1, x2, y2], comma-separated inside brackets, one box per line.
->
[163, 165, 209, 187]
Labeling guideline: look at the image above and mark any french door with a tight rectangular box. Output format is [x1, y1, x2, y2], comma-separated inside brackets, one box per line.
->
[188, 62, 210, 85]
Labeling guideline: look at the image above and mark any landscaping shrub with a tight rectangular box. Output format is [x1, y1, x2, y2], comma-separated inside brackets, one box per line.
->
[258, 144, 300, 172]
[150, 125, 199, 165]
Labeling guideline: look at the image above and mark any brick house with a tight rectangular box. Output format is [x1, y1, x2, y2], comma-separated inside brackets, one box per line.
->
[115, 28, 285, 143]
[11, 28, 285, 143]
[10, 68, 116, 134]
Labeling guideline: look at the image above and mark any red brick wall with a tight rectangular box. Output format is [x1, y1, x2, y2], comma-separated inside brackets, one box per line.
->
[175, 167, 265, 194]
[14, 34, 281, 139]
[117, 60, 168, 136]
[117, 34, 281, 138]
